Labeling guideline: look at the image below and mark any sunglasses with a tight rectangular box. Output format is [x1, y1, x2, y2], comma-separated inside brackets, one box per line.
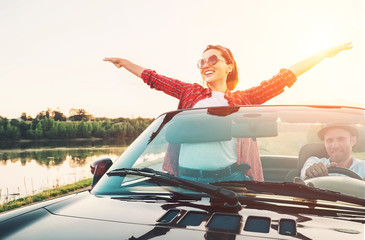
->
[197, 55, 226, 69]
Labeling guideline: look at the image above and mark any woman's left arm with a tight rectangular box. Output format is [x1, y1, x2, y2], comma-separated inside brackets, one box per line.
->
[238, 43, 353, 105]
[289, 42, 353, 77]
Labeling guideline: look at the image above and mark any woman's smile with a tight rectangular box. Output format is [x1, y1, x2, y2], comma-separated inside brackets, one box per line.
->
[204, 69, 216, 79]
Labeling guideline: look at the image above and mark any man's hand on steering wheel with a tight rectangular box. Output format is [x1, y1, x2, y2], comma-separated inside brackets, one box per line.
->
[305, 162, 337, 178]
[305, 162, 363, 180]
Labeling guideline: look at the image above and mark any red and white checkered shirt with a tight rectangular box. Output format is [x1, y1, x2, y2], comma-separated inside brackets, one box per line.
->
[141, 69, 297, 181]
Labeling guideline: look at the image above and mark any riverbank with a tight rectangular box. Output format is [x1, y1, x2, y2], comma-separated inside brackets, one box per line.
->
[0, 178, 92, 213]
[0, 137, 133, 151]
[0, 139, 123, 209]
[0, 145, 127, 154]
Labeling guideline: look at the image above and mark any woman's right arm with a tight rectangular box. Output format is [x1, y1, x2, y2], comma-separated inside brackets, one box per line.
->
[103, 58, 146, 78]
[103, 57, 194, 100]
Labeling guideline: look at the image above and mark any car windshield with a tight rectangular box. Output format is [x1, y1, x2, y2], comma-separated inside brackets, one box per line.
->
[92, 105, 365, 202]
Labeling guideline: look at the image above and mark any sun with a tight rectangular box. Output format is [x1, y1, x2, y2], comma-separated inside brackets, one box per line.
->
[301, 24, 340, 55]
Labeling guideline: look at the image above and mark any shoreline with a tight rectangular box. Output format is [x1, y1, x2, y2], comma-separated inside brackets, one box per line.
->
[0, 145, 127, 154]
[0, 178, 92, 213]
[0, 137, 132, 153]
[17, 137, 104, 142]
[0, 137, 125, 143]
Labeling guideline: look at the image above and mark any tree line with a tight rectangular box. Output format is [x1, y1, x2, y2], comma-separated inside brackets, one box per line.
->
[0, 109, 154, 140]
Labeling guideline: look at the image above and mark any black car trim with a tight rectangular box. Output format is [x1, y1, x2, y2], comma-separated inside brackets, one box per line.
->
[213, 181, 365, 206]
[107, 167, 241, 210]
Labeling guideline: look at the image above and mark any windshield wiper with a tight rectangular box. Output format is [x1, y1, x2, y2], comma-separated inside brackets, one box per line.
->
[107, 168, 241, 210]
[213, 181, 365, 206]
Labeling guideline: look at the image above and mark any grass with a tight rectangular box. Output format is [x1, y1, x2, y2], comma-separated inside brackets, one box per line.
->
[0, 178, 92, 213]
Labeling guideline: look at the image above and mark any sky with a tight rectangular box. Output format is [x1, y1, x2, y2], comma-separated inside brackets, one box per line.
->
[1, 0, 364, 119]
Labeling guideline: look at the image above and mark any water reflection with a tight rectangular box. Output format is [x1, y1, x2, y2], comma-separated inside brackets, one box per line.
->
[0, 138, 132, 150]
[1, 149, 124, 166]
[0, 139, 131, 204]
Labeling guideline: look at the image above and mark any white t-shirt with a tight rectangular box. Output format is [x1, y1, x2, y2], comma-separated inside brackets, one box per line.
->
[179, 91, 237, 170]
[193, 91, 229, 108]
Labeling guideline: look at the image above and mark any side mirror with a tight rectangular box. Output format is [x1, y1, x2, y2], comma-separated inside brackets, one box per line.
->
[90, 158, 113, 187]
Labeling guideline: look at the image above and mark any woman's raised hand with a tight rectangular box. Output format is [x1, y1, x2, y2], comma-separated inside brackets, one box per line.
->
[103, 58, 146, 78]
[103, 58, 127, 68]
[324, 42, 353, 58]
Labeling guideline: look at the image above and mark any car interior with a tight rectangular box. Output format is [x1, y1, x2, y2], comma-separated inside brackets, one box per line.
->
[262, 127, 365, 183]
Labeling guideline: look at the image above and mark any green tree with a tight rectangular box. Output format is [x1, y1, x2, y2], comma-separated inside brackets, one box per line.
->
[34, 122, 43, 139]
[52, 110, 67, 121]
[19, 121, 30, 138]
[77, 121, 89, 137]
[36, 110, 50, 120]
[4, 122, 20, 140]
[92, 121, 105, 137]
[26, 128, 35, 139]
[69, 108, 93, 121]
[0, 125, 5, 140]
[125, 122, 136, 137]
[0, 117, 8, 128]
[31, 119, 39, 130]
[113, 122, 127, 138]
[65, 122, 76, 138]
[20, 112, 27, 121]
[46, 121, 59, 139]
[10, 119, 20, 128]
[57, 122, 67, 138]
[40, 118, 54, 132]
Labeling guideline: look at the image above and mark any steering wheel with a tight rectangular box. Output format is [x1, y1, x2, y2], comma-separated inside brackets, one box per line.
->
[304, 167, 363, 180]
[327, 167, 362, 180]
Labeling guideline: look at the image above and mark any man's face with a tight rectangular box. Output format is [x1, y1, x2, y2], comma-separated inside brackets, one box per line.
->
[324, 127, 357, 163]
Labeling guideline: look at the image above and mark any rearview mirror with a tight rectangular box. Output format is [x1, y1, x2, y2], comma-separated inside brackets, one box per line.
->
[165, 114, 232, 143]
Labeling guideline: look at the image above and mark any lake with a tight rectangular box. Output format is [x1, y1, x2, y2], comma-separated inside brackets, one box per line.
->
[0, 138, 132, 204]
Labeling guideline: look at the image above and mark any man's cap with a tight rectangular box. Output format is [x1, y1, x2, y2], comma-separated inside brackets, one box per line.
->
[317, 124, 359, 140]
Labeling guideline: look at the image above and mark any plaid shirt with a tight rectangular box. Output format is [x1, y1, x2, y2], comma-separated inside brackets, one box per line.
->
[142, 69, 297, 181]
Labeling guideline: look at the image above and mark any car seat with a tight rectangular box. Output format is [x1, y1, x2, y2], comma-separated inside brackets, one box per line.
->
[285, 143, 328, 181]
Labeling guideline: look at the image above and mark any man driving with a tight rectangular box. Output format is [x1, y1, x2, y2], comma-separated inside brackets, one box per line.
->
[301, 124, 365, 179]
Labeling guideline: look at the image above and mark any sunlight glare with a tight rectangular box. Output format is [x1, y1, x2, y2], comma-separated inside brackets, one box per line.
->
[302, 24, 339, 55]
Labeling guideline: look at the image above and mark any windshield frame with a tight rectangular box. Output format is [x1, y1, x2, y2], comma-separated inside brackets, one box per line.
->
[92, 105, 365, 202]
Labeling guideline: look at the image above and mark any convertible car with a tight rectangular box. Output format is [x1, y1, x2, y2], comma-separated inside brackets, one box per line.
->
[1, 105, 364, 239]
